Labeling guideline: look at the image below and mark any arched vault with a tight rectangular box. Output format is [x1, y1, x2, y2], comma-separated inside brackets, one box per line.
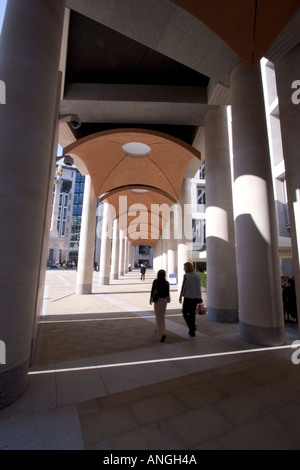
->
[64, 128, 200, 248]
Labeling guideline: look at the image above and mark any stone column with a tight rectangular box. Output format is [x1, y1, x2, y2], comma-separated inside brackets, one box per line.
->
[49, 176, 63, 263]
[99, 201, 112, 285]
[50, 177, 63, 232]
[230, 62, 285, 346]
[156, 238, 162, 271]
[205, 106, 238, 323]
[128, 242, 134, 270]
[275, 43, 300, 329]
[119, 230, 125, 277]
[161, 237, 168, 271]
[167, 208, 178, 285]
[76, 175, 97, 294]
[177, 179, 192, 291]
[167, 214, 174, 272]
[153, 244, 158, 272]
[123, 236, 128, 274]
[0, 0, 66, 409]
[110, 218, 119, 280]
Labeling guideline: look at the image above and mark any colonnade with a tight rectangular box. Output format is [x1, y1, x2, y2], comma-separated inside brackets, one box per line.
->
[74, 57, 300, 350]
[0, 1, 300, 409]
[75, 177, 193, 294]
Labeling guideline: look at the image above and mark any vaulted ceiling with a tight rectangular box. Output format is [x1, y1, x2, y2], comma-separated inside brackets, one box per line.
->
[64, 129, 200, 246]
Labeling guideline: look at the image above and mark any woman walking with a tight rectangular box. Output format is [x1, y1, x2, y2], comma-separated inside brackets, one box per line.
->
[179, 262, 202, 337]
[150, 269, 170, 342]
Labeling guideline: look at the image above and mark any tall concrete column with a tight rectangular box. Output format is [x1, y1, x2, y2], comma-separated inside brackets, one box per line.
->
[50, 178, 63, 232]
[76, 175, 97, 294]
[161, 237, 168, 271]
[275, 44, 300, 331]
[167, 211, 177, 280]
[99, 201, 112, 285]
[177, 179, 192, 290]
[119, 230, 125, 277]
[49, 176, 63, 263]
[156, 238, 162, 271]
[128, 243, 135, 269]
[231, 62, 285, 345]
[153, 244, 158, 272]
[205, 106, 238, 323]
[123, 236, 128, 274]
[110, 218, 119, 280]
[0, 0, 66, 409]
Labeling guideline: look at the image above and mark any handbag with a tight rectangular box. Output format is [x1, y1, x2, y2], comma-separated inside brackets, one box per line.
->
[152, 289, 159, 302]
[167, 294, 171, 303]
[197, 302, 206, 315]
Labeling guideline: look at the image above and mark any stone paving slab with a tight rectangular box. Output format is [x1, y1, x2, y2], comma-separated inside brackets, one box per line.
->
[1, 268, 299, 450]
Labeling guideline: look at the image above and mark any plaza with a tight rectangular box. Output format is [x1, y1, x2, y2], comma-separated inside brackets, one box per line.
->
[0, 268, 299, 450]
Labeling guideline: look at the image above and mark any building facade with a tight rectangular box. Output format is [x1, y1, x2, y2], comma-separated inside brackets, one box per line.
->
[48, 162, 85, 265]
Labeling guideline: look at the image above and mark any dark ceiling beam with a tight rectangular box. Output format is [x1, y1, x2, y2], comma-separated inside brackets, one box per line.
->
[63, 83, 208, 104]
[60, 82, 214, 125]
[59, 99, 215, 126]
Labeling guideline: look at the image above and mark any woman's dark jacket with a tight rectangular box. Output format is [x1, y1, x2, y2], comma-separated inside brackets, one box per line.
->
[151, 279, 170, 300]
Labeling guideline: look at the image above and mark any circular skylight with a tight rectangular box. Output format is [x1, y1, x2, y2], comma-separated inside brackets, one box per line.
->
[131, 189, 149, 194]
[122, 142, 151, 157]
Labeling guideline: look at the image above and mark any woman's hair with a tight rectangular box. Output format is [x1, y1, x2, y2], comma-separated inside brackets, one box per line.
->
[183, 262, 194, 273]
[157, 269, 166, 281]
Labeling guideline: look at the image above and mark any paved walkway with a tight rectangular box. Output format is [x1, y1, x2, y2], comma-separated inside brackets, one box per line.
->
[0, 269, 299, 450]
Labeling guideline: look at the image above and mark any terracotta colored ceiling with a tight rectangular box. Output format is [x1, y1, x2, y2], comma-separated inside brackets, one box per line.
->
[106, 188, 176, 248]
[64, 129, 200, 247]
[170, 0, 299, 68]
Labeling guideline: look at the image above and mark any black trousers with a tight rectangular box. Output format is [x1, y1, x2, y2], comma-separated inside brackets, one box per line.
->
[182, 298, 198, 335]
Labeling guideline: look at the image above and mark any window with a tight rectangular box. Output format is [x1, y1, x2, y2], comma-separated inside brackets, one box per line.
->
[198, 162, 205, 180]
[197, 187, 206, 213]
[192, 219, 206, 252]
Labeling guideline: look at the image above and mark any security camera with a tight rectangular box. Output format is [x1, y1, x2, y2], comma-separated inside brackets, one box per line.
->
[63, 155, 74, 166]
[58, 113, 81, 129]
[70, 119, 81, 129]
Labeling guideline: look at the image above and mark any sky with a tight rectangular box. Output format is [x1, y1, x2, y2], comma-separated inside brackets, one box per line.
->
[0, 0, 7, 36]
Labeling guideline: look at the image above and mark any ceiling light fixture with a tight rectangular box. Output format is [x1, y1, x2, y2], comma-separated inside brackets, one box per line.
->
[122, 142, 151, 158]
[131, 189, 149, 194]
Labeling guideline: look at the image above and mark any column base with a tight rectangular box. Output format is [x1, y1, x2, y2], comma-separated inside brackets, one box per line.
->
[99, 276, 110, 285]
[239, 320, 285, 346]
[0, 360, 29, 410]
[207, 307, 239, 323]
[76, 283, 92, 295]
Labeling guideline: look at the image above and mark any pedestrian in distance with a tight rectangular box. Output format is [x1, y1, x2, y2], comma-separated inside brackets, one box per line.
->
[140, 264, 146, 281]
[283, 277, 298, 322]
[150, 269, 170, 342]
[179, 262, 202, 337]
